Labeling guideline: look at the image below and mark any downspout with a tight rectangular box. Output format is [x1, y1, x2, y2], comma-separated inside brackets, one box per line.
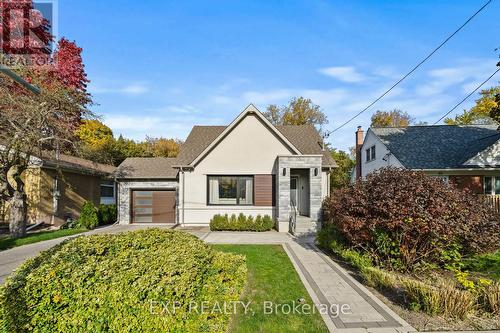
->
[180, 167, 186, 227]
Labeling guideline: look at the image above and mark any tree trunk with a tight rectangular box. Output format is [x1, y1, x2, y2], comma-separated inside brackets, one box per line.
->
[9, 191, 27, 239]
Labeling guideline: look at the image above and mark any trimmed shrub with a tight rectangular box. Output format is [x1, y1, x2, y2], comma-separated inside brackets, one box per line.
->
[77, 201, 99, 230]
[209, 213, 274, 231]
[97, 204, 117, 225]
[322, 167, 500, 272]
[0, 229, 246, 332]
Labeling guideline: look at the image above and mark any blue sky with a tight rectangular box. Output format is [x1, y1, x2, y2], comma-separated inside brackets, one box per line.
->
[58, 0, 500, 150]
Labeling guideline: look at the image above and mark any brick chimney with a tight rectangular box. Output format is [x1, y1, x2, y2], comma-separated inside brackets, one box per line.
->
[355, 126, 364, 180]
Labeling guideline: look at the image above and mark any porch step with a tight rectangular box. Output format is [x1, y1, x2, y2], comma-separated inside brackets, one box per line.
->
[293, 218, 319, 235]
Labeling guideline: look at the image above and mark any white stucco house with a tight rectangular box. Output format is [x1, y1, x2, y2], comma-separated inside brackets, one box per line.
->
[115, 104, 336, 233]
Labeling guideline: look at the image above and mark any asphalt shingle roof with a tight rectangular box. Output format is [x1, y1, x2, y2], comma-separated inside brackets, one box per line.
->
[115, 157, 179, 179]
[41, 152, 116, 175]
[371, 125, 500, 169]
[176, 124, 336, 167]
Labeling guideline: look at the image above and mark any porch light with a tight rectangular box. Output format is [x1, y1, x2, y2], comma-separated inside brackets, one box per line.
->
[314, 168, 318, 176]
[283, 168, 286, 176]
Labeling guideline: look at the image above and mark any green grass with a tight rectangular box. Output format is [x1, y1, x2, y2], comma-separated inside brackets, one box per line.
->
[212, 244, 328, 333]
[0, 228, 87, 251]
[462, 251, 500, 280]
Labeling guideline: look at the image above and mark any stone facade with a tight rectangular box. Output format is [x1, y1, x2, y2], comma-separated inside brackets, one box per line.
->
[117, 180, 178, 224]
[276, 155, 323, 232]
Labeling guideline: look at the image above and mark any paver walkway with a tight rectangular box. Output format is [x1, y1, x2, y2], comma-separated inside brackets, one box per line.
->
[0, 226, 415, 332]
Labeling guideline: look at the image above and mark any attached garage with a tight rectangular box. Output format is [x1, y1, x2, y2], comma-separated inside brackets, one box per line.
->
[131, 190, 176, 224]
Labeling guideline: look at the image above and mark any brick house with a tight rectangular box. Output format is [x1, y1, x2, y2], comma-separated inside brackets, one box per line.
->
[354, 125, 500, 211]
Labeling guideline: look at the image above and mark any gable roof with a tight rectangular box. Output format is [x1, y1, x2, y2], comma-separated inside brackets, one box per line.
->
[176, 122, 336, 168]
[370, 125, 500, 169]
[187, 104, 302, 166]
[115, 157, 179, 179]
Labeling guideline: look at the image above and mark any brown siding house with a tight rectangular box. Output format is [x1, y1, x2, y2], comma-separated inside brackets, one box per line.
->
[1, 153, 116, 226]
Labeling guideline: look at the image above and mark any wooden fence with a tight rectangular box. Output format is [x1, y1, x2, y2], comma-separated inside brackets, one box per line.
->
[480, 194, 500, 214]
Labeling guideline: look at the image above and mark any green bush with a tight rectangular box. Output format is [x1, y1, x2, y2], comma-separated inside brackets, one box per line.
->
[77, 201, 99, 230]
[0, 229, 246, 332]
[209, 213, 274, 231]
[97, 204, 117, 225]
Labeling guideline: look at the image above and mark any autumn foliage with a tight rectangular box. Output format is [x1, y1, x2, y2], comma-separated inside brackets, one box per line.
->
[322, 168, 500, 271]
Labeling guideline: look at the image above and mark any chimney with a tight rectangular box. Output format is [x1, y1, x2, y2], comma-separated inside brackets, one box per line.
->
[355, 126, 364, 180]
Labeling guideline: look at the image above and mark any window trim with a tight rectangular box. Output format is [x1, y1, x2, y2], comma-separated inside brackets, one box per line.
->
[366, 145, 376, 163]
[100, 181, 115, 198]
[207, 175, 255, 206]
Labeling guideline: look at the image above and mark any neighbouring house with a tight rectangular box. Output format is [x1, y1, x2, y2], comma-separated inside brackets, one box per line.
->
[0, 153, 116, 226]
[354, 124, 500, 212]
[115, 104, 336, 233]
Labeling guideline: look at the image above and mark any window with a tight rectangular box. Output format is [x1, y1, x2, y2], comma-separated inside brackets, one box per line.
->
[208, 176, 254, 205]
[366, 145, 376, 162]
[484, 176, 500, 195]
[100, 181, 115, 198]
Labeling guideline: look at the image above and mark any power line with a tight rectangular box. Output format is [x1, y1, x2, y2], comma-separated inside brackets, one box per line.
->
[433, 67, 500, 124]
[325, 0, 493, 136]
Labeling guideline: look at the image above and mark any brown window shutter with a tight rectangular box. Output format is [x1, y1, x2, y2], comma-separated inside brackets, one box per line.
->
[254, 175, 275, 206]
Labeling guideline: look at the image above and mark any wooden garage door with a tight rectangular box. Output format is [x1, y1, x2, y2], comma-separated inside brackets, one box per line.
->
[132, 190, 176, 223]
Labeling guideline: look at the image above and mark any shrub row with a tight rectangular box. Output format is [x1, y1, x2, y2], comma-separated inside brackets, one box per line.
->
[210, 213, 274, 231]
[322, 167, 500, 272]
[318, 226, 499, 318]
[0, 229, 247, 332]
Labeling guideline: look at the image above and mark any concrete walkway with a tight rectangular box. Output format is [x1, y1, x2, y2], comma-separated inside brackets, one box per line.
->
[0, 226, 415, 332]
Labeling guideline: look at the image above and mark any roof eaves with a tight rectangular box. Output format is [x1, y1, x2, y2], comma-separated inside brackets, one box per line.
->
[188, 104, 302, 166]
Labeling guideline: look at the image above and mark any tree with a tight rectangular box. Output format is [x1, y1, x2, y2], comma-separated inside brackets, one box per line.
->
[1, 1, 92, 238]
[489, 93, 500, 124]
[330, 149, 355, 190]
[370, 109, 413, 128]
[264, 97, 328, 132]
[0, 70, 91, 238]
[444, 87, 500, 125]
[141, 137, 181, 158]
[76, 120, 114, 149]
[75, 121, 182, 166]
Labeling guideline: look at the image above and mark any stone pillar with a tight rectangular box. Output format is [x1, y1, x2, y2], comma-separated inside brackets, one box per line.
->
[277, 161, 290, 232]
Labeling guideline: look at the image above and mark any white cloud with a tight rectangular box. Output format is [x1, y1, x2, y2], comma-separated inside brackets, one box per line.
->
[103, 113, 224, 141]
[318, 66, 367, 83]
[90, 82, 149, 96]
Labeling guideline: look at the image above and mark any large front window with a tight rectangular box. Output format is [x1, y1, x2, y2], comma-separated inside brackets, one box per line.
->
[208, 176, 254, 205]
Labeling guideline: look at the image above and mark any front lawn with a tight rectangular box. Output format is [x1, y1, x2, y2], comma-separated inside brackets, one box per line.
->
[212, 244, 328, 333]
[0, 228, 87, 251]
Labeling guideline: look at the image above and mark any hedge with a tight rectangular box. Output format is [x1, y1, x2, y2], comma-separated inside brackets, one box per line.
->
[97, 204, 117, 225]
[210, 213, 274, 231]
[0, 229, 247, 332]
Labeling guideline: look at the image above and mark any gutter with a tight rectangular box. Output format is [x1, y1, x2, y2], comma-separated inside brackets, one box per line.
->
[0, 64, 41, 94]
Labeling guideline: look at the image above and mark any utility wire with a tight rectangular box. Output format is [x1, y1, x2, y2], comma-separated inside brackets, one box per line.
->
[433, 67, 500, 124]
[325, 0, 493, 136]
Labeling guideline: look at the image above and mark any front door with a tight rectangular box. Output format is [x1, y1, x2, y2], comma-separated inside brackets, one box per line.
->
[290, 176, 298, 208]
